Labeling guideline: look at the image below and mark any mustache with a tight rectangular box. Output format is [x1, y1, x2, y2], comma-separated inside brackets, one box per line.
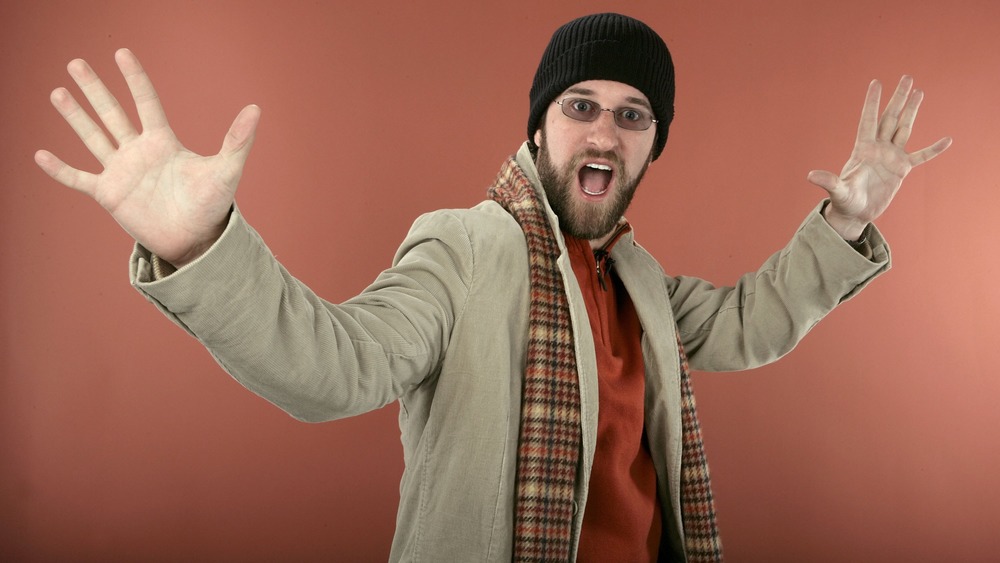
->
[569, 149, 625, 171]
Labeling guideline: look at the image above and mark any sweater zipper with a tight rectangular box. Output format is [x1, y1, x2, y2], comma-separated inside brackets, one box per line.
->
[593, 223, 629, 292]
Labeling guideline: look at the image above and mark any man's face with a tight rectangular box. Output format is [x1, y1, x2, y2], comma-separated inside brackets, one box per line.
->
[534, 80, 656, 242]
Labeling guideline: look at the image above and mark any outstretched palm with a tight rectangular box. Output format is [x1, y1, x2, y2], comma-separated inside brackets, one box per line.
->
[35, 49, 260, 267]
[808, 76, 951, 240]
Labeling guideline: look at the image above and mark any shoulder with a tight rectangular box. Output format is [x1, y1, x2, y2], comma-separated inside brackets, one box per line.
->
[393, 202, 527, 267]
[406, 202, 525, 248]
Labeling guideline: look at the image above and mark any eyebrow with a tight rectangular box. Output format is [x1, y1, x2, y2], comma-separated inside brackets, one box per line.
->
[563, 86, 653, 111]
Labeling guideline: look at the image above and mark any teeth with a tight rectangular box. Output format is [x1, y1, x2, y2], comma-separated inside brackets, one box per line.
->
[586, 163, 612, 171]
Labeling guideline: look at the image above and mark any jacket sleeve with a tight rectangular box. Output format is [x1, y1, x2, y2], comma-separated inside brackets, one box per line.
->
[667, 202, 890, 372]
[130, 207, 473, 422]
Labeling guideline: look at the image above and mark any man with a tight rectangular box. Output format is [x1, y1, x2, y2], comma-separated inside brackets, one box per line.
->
[35, 13, 949, 563]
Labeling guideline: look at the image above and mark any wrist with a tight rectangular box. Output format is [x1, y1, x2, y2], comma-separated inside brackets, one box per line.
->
[163, 207, 233, 269]
[822, 202, 868, 242]
[168, 241, 213, 270]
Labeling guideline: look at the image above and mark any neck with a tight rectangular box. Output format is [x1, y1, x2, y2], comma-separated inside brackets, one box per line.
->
[588, 221, 629, 250]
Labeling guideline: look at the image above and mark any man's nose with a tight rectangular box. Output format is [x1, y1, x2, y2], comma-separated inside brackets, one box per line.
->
[586, 110, 620, 152]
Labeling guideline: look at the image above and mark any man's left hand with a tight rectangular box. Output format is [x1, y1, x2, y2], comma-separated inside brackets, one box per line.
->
[807, 76, 952, 241]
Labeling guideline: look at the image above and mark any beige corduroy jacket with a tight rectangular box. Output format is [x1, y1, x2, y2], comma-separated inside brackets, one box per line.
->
[131, 142, 890, 562]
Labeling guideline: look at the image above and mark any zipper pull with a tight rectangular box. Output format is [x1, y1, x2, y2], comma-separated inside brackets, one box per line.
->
[594, 250, 615, 292]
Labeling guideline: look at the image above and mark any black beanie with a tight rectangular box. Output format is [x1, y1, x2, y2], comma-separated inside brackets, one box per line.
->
[528, 13, 675, 161]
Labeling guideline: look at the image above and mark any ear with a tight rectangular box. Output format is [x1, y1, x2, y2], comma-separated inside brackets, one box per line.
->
[533, 128, 542, 147]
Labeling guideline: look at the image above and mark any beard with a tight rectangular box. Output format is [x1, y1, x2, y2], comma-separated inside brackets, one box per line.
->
[535, 130, 650, 241]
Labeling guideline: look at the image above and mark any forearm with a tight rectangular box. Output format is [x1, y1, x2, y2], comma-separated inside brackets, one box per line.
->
[673, 202, 890, 371]
[130, 208, 451, 422]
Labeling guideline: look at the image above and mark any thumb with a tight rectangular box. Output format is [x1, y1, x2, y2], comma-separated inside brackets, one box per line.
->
[219, 104, 261, 160]
[806, 169, 839, 194]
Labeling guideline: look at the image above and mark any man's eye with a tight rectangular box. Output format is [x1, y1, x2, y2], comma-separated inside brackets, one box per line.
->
[571, 99, 594, 113]
[620, 108, 643, 122]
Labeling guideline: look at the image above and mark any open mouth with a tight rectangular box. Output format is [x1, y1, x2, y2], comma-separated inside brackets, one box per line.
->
[579, 163, 613, 196]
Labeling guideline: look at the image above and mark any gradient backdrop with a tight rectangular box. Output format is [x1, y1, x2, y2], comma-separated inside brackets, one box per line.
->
[2, 1, 998, 561]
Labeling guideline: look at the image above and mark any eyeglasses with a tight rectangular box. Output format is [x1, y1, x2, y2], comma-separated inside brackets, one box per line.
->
[555, 97, 658, 131]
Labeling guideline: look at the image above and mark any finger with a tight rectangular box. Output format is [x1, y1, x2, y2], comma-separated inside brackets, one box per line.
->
[115, 48, 170, 132]
[219, 104, 261, 158]
[908, 137, 953, 167]
[48, 87, 117, 164]
[217, 105, 261, 185]
[806, 169, 841, 195]
[855, 79, 882, 144]
[892, 88, 924, 147]
[876, 75, 913, 142]
[34, 149, 99, 196]
[67, 58, 138, 145]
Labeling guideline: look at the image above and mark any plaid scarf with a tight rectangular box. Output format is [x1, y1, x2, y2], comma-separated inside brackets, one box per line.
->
[488, 156, 722, 562]
[676, 332, 724, 561]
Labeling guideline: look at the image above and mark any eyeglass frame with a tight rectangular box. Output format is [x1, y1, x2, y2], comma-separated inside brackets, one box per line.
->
[554, 97, 659, 131]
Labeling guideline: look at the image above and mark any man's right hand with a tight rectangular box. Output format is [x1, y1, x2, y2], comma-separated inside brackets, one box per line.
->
[35, 48, 260, 269]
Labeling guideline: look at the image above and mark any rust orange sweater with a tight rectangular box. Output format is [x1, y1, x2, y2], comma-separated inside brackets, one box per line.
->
[564, 230, 661, 562]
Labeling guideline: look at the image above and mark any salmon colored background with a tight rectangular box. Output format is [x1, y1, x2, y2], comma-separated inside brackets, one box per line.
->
[2, 1, 998, 561]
